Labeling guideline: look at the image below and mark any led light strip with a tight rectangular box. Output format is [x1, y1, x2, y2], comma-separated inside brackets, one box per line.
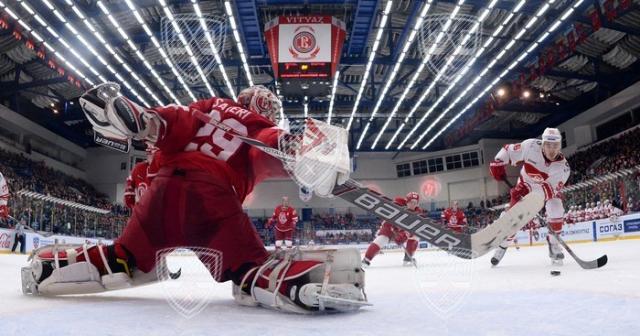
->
[360, 0, 437, 149]
[1, 1, 94, 87]
[224, 1, 254, 88]
[275, 81, 284, 119]
[346, 0, 393, 131]
[391, 0, 516, 149]
[383, 0, 503, 150]
[326, 70, 340, 124]
[4, 1, 155, 107]
[421, 0, 585, 149]
[35, 0, 164, 106]
[398, 0, 540, 149]
[191, 0, 237, 99]
[157, 1, 217, 98]
[97, 0, 197, 103]
[373, 0, 503, 150]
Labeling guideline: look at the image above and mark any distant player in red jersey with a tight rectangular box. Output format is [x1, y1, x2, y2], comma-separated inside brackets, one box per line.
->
[123, 146, 158, 209]
[22, 83, 365, 313]
[441, 201, 467, 233]
[362, 192, 422, 267]
[267, 196, 299, 249]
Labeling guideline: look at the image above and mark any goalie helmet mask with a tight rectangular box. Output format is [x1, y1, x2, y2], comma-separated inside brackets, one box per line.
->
[237, 85, 282, 122]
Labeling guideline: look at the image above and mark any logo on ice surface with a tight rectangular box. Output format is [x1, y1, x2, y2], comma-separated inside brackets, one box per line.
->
[414, 248, 477, 318]
[156, 247, 223, 319]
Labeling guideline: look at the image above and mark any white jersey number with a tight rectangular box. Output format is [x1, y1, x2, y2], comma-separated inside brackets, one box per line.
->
[185, 109, 248, 161]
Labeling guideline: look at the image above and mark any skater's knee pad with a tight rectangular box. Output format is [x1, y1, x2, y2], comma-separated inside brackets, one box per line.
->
[372, 235, 390, 248]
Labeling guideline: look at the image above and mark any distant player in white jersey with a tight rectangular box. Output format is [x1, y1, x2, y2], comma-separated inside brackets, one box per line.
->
[0, 171, 9, 221]
[489, 128, 571, 266]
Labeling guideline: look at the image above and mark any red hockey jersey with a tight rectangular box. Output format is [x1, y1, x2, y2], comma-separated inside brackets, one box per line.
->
[150, 98, 287, 202]
[268, 205, 299, 232]
[441, 208, 467, 233]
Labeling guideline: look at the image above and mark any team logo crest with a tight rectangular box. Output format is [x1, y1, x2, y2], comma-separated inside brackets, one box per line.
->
[418, 14, 482, 82]
[33, 237, 40, 249]
[414, 248, 477, 318]
[288, 26, 320, 60]
[156, 247, 223, 319]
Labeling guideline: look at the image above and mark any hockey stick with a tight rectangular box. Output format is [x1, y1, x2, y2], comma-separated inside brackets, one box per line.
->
[192, 111, 543, 259]
[503, 180, 607, 269]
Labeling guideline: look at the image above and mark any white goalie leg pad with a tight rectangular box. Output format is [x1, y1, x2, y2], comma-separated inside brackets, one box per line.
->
[22, 243, 163, 296]
[37, 261, 109, 295]
[233, 248, 368, 314]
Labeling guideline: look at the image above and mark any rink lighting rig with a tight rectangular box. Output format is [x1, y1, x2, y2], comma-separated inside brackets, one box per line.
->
[326, 70, 340, 124]
[420, 0, 586, 150]
[48, 0, 167, 106]
[395, 0, 531, 150]
[110, 0, 197, 103]
[224, 1, 255, 88]
[368, 0, 438, 149]
[383, 0, 501, 150]
[357, 0, 439, 150]
[157, 0, 219, 98]
[346, 0, 393, 131]
[3, 0, 155, 107]
[408, 0, 553, 149]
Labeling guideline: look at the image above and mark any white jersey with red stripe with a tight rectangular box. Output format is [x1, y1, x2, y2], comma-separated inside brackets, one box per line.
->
[496, 139, 570, 201]
[0, 172, 8, 206]
[585, 207, 593, 221]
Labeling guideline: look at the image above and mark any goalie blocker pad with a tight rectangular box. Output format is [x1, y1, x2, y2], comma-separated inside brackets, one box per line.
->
[332, 181, 544, 259]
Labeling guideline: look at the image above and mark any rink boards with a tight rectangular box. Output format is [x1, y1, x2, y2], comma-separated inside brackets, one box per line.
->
[509, 212, 640, 247]
[0, 230, 112, 254]
[1, 213, 638, 254]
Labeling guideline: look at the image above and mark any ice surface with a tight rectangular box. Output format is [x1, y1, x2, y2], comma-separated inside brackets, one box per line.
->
[0, 240, 638, 336]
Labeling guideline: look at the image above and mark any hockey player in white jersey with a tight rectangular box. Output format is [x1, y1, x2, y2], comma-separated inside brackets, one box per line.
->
[489, 128, 571, 266]
[0, 171, 9, 221]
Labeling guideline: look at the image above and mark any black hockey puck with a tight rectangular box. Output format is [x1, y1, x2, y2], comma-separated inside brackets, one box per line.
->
[550, 270, 561, 276]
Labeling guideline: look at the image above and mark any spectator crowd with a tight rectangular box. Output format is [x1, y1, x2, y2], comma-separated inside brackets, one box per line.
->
[1, 126, 639, 247]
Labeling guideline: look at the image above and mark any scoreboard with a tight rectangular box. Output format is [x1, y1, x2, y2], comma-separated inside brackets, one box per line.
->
[265, 16, 346, 84]
[278, 62, 332, 79]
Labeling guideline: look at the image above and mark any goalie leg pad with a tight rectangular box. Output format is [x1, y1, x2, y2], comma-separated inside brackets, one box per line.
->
[233, 248, 368, 314]
[21, 242, 159, 296]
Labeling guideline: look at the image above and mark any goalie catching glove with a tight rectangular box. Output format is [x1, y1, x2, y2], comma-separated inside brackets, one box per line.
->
[79, 82, 162, 148]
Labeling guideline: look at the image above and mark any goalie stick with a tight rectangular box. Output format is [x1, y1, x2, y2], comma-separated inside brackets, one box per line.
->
[503, 180, 608, 269]
[192, 111, 543, 259]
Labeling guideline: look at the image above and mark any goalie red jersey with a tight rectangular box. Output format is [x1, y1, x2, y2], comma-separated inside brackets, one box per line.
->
[151, 98, 286, 202]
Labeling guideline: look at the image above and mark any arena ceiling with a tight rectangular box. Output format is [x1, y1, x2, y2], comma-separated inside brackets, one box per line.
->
[1, 0, 640, 152]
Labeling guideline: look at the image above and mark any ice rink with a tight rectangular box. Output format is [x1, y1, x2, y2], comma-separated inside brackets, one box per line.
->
[0, 240, 638, 336]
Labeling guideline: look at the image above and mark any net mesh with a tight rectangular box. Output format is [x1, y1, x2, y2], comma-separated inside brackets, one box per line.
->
[160, 14, 228, 84]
